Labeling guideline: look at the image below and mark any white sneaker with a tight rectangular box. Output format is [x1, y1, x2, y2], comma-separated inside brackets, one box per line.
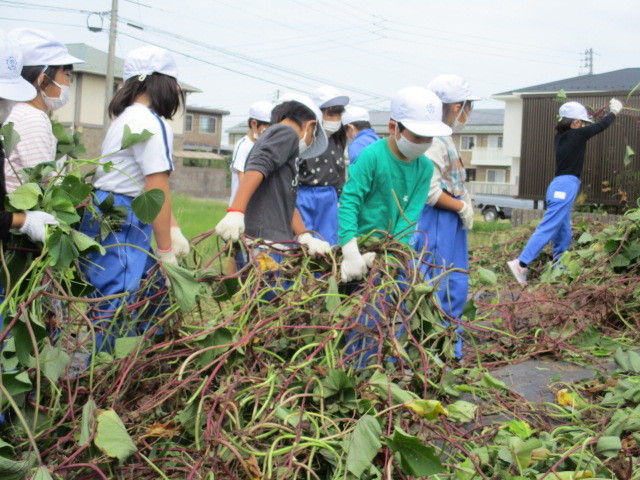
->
[507, 259, 528, 287]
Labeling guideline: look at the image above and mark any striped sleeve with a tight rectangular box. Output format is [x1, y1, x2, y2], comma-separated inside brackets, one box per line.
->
[133, 109, 175, 176]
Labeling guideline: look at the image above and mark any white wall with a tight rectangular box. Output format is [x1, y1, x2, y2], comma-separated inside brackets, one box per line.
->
[502, 96, 523, 158]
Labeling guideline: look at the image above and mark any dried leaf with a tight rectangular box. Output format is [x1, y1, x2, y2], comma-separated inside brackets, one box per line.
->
[243, 454, 261, 480]
[556, 389, 588, 408]
[141, 420, 182, 439]
[256, 252, 280, 271]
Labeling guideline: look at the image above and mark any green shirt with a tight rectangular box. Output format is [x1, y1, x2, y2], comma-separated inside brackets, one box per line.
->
[338, 138, 434, 246]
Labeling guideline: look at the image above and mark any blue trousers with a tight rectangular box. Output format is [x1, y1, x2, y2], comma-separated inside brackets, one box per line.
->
[79, 190, 158, 354]
[296, 185, 338, 245]
[412, 204, 467, 358]
[520, 175, 580, 265]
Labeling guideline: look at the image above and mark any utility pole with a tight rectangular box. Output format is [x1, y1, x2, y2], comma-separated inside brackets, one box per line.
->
[103, 0, 118, 135]
[583, 48, 593, 75]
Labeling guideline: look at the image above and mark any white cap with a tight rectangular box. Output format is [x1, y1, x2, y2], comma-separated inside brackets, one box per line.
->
[123, 45, 178, 81]
[248, 100, 274, 123]
[341, 106, 370, 125]
[310, 85, 350, 109]
[0, 30, 37, 101]
[10, 28, 84, 66]
[390, 86, 452, 137]
[427, 74, 481, 104]
[558, 101, 593, 123]
[276, 91, 328, 159]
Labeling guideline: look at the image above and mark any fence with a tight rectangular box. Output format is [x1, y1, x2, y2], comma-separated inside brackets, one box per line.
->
[511, 208, 621, 227]
[466, 181, 519, 196]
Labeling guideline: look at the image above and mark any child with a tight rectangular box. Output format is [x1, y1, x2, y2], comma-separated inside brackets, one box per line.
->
[229, 100, 273, 205]
[338, 86, 451, 367]
[79, 45, 190, 353]
[412, 74, 479, 359]
[215, 92, 331, 258]
[5, 28, 84, 192]
[295, 86, 350, 245]
[342, 106, 379, 165]
[507, 99, 622, 286]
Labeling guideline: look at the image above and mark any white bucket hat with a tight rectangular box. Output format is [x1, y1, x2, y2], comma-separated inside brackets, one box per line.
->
[310, 85, 350, 109]
[341, 106, 370, 125]
[10, 28, 84, 67]
[276, 91, 328, 159]
[248, 100, 274, 123]
[427, 74, 481, 104]
[390, 86, 452, 137]
[123, 45, 178, 81]
[0, 30, 37, 101]
[558, 101, 593, 123]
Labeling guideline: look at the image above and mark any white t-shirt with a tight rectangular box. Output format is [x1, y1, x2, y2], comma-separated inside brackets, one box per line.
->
[93, 103, 174, 197]
[4, 102, 57, 193]
[229, 134, 255, 205]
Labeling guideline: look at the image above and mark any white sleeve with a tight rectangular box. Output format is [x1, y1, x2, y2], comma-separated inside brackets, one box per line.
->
[425, 140, 448, 206]
[231, 137, 252, 173]
[132, 113, 175, 176]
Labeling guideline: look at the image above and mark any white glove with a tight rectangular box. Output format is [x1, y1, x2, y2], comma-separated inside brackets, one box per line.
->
[340, 238, 376, 283]
[609, 98, 623, 115]
[18, 211, 59, 243]
[170, 226, 190, 257]
[457, 197, 474, 230]
[215, 211, 245, 241]
[297, 232, 331, 256]
[157, 248, 178, 266]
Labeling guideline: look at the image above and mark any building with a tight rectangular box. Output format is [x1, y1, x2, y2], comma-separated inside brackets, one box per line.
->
[493, 68, 640, 204]
[183, 106, 230, 158]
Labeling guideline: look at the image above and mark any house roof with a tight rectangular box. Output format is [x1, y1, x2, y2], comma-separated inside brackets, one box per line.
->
[187, 105, 230, 116]
[495, 68, 640, 96]
[66, 43, 201, 93]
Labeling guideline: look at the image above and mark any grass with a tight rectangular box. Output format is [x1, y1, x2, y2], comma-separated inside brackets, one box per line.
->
[468, 216, 512, 248]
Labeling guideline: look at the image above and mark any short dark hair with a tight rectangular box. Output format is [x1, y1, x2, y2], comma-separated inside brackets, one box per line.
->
[270, 101, 316, 128]
[322, 105, 345, 116]
[350, 120, 371, 131]
[395, 121, 406, 133]
[247, 118, 270, 129]
[555, 117, 574, 134]
[109, 72, 184, 120]
[21, 64, 72, 88]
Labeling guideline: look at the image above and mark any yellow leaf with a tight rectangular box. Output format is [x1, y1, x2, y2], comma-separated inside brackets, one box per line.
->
[556, 389, 588, 408]
[256, 252, 280, 271]
[539, 471, 593, 480]
[405, 399, 448, 420]
[140, 420, 182, 439]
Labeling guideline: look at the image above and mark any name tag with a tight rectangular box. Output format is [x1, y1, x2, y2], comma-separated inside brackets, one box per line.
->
[553, 191, 567, 200]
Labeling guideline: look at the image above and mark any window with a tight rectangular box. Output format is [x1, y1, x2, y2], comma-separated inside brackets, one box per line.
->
[185, 114, 193, 132]
[488, 135, 503, 148]
[461, 135, 476, 150]
[199, 115, 216, 134]
[465, 168, 476, 182]
[486, 169, 506, 183]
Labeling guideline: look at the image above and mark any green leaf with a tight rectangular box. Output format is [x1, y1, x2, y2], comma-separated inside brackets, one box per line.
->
[345, 415, 382, 477]
[7, 183, 42, 210]
[477, 267, 497, 286]
[94, 409, 137, 463]
[2, 371, 33, 398]
[325, 276, 340, 313]
[114, 336, 144, 359]
[480, 372, 507, 390]
[197, 328, 233, 368]
[39, 344, 70, 383]
[611, 253, 630, 268]
[506, 420, 534, 440]
[51, 122, 72, 144]
[0, 122, 20, 158]
[513, 437, 542, 470]
[623, 145, 635, 167]
[60, 175, 92, 206]
[369, 371, 417, 404]
[120, 125, 154, 150]
[627, 350, 640, 373]
[80, 398, 97, 446]
[462, 299, 477, 321]
[386, 427, 443, 477]
[31, 466, 54, 480]
[321, 369, 355, 399]
[596, 435, 622, 458]
[46, 229, 80, 269]
[614, 347, 630, 371]
[164, 262, 201, 312]
[447, 400, 478, 423]
[131, 189, 165, 224]
[556, 89, 567, 101]
[71, 230, 105, 255]
[0, 452, 36, 480]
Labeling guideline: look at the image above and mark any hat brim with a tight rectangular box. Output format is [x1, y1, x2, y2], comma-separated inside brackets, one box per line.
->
[0, 77, 37, 102]
[402, 120, 452, 138]
[300, 125, 329, 159]
[52, 53, 84, 65]
[320, 95, 350, 108]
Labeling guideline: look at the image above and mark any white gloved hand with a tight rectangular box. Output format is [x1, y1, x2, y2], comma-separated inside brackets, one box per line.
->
[340, 238, 376, 282]
[18, 211, 59, 243]
[170, 226, 190, 257]
[457, 197, 474, 230]
[609, 98, 623, 115]
[157, 248, 178, 266]
[215, 211, 245, 241]
[297, 232, 331, 256]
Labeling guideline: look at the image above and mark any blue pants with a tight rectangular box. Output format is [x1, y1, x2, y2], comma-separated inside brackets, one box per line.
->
[296, 185, 338, 245]
[412, 204, 467, 359]
[79, 190, 158, 354]
[520, 175, 580, 265]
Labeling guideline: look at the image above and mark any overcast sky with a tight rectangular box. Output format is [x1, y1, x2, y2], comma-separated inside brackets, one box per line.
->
[1, 0, 638, 140]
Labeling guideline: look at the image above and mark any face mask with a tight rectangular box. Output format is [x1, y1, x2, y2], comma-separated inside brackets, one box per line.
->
[323, 120, 341, 135]
[395, 129, 431, 159]
[453, 102, 470, 129]
[41, 81, 70, 111]
[252, 128, 261, 140]
[0, 99, 16, 124]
